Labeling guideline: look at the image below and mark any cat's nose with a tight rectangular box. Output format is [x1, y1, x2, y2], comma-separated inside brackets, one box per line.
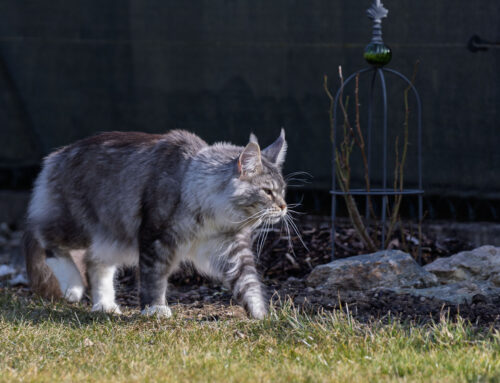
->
[279, 203, 287, 211]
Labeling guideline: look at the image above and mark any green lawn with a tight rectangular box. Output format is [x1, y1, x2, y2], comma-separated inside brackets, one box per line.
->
[0, 288, 499, 383]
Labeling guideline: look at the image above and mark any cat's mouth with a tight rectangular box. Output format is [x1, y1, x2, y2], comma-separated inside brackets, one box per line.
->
[266, 210, 286, 224]
[268, 216, 282, 224]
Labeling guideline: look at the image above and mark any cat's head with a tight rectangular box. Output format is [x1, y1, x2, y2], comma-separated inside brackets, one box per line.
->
[230, 129, 288, 225]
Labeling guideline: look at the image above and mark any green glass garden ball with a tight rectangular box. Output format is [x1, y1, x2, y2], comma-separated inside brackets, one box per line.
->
[364, 42, 392, 67]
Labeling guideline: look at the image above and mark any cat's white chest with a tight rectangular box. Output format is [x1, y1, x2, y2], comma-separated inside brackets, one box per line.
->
[179, 222, 231, 277]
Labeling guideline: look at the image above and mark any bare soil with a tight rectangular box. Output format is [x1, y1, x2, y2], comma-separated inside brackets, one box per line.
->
[2, 219, 499, 326]
[112, 219, 499, 327]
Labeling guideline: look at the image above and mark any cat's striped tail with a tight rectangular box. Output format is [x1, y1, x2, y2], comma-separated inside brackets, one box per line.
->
[23, 230, 62, 299]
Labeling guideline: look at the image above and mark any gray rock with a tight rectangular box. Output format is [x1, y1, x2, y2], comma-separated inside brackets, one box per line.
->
[0, 264, 16, 278]
[491, 273, 500, 287]
[0, 222, 12, 239]
[393, 281, 500, 305]
[306, 250, 438, 292]
[305, 246, 500, 306]
[424, 245, 500, 284]
[9, 273, 28, 286]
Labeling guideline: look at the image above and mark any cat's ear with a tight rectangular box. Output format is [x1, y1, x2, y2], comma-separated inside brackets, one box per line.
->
[238, 142, 262, 177]
[262, 128, 287, 168]
[249, 133, 259, 145]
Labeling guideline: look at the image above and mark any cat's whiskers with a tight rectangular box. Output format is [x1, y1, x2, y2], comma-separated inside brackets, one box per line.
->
[285, 179, 310, 188]
[230, 209, 268, 227]
[255, 217, 272, 259]
[284, 178, 310, 184]
[255, 211, 269, 249]
[272, 195, 309, 259]
[284, 214, 309, 252]
[255, 222, 265, 258]
[285, 171, 313, 180]
[285, 177, 310, 182]
[282, 215, 296, 258]
[286, 208, 306, 216]
[285, 195, 304, 209]
[285, 171, 312, 187]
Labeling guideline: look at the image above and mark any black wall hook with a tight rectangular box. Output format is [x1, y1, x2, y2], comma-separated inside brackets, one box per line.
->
[468, 34, 500, 52]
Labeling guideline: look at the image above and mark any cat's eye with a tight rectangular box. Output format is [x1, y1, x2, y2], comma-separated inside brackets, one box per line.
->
[263, 188, 273, 197]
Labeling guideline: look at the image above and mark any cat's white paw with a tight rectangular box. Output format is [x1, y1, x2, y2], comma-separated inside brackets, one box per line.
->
[250, 309, 267, 320]
[64, 286, 84, 303]
[91, 302, 122, 314]
[249, 305, 268, 320]
[141, 305, 172, 318]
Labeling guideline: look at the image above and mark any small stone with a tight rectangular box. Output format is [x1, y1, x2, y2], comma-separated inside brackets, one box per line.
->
[295, 296, 306, 305]
[392, 281, 485, 305]
[490, 272, 500, 287]
[0, 264, 16, 278]
[0, 223, 11, 239]
[286, 276, 301, 284]
[9, 274, 28, 286]
[471, 294, 487, 304]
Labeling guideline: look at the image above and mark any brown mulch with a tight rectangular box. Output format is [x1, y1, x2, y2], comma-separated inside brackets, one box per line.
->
[166, 217, 473, 286]
[111, 274, 500, 327]
[111, 219, 500, 327]
[2, 218, 498, 326]
[254, 218, 473, 281]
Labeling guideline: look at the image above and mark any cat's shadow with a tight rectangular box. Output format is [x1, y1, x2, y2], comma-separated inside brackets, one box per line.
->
[1, 289, 248, 328]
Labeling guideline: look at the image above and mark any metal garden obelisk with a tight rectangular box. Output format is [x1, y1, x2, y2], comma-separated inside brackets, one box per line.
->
[330, 0, 424, 262]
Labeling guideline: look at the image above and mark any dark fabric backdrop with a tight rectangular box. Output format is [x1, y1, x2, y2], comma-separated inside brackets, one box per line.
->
[0, 1, 499, 197]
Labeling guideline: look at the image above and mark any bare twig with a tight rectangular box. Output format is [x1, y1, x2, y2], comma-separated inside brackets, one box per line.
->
[384, 61, 419, 247]
[324, 75, 335, 145]
[354, 74, 377, 222]
[325, 69, 376, 252]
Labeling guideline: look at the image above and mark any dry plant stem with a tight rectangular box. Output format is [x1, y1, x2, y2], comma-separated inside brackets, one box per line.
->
[417, 210, 428, 262]
[384, 101, 409, 247]
[400, 219, 408, 252]
[335, 153, 376, 251]
[327, 68, 376, 251]
[384, 62, 419, 248]
[354, 74, 377, 222]
[324, 75, 335, 145]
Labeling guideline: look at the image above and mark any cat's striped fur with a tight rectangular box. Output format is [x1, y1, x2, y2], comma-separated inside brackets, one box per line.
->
[23, 129, 287, 319]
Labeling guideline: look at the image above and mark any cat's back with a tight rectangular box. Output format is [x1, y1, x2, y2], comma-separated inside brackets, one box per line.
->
[29, 130, 207, 231]
[46, 130, 206, 177]
[73, 129, 206, 155]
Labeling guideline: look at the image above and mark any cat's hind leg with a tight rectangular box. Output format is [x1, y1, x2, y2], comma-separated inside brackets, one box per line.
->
[46, 250, 85, 303]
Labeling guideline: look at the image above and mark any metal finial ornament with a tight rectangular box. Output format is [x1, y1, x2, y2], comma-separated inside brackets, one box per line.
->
[331, 1, 424, 263]
[364, 0, 392, 66]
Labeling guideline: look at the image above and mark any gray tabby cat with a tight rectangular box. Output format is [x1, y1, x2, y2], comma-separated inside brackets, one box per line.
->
[23, 129, 288, 319]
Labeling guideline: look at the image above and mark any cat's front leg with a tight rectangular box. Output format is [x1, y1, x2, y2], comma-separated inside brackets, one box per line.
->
[87, 261, 121, 314]
[139, 238, 175, 318]
[223, 246, 268, 319]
